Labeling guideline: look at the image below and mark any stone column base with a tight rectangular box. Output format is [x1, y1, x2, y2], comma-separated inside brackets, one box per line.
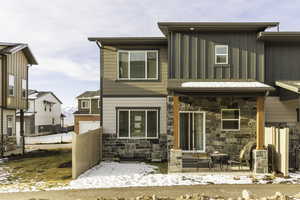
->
[253, 149, 268, 174]
[168, 149, 182, 173]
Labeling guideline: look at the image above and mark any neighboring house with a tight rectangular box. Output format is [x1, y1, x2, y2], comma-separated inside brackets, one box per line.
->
[16, 90, 64, 136]
[73, 90, 100, 134]
[0, 42, 38, 156]
[88, 22, 300, 164]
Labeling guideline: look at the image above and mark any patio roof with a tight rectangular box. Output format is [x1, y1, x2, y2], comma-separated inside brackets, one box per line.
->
[168, 80, 274, 94]
[275, 81, 300, 94]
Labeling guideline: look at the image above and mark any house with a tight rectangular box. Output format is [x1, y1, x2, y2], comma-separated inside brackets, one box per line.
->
[16, 90, 64, 136]
[89, 22, 300, 172]
[0, 42, 38, 156]
[73, 90, 100, 134]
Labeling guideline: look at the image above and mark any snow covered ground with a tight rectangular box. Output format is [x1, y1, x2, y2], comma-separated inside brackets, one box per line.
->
[64, 162, 300, 190]
[1, 161, 300, 193]
[25, 132, 73, 145]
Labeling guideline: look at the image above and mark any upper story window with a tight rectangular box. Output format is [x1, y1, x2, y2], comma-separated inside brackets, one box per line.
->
[22, 79, 27, 98]
[118, 50, 158, 80]
[215, 45, 228, 64]
[81, 100, 89, 109]
[221, 109, 240, 131]
[8, 75, 15, 96]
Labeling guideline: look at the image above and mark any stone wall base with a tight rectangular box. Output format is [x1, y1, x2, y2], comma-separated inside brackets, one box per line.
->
[103, 133, 168, 162]
[253, 149, 268, 174]
[168, 149, 182, 173]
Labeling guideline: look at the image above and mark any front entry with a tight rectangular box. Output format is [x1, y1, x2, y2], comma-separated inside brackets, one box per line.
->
[179, 111, 206, 152]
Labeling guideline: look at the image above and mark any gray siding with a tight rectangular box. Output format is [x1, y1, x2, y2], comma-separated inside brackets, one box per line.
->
[91, 99, 100, 114]
[102, 45, 168, 96]
[168, 32, 265, 81]
[265, 97, 299, 123]
[6, 51, 28, 109]
[265, 42, 300, 85]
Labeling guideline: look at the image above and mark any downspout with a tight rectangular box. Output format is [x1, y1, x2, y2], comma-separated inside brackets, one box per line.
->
[0, 55, 7, 157]
[96, 41, 103, 128]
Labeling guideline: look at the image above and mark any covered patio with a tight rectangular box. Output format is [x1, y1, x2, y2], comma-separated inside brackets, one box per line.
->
[167, 80, 275, 173]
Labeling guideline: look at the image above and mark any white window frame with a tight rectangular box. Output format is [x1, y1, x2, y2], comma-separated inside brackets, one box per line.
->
[117, 108, 159, 139]
[22, 79, 27, 98]
[215, 45, 229, 65]
[221, 109, 240, 131]
[7, 115, 14, 137]
[117, 50, 159, 80]
[81, 100, 90, 109]
[8, 74, 15, 96]
[178, 111, 206, 153]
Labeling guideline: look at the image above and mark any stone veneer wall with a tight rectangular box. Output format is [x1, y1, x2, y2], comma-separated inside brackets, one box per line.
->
[167, 96, 257, 160]
[102, 133, 168, 161]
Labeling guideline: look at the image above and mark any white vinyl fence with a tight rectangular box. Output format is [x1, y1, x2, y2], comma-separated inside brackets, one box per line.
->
[265, 127, 289, 176]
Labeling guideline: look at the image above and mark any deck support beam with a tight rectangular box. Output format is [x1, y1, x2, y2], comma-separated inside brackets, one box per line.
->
[256, 96, 265, 150]
[173, 96, 180, 149]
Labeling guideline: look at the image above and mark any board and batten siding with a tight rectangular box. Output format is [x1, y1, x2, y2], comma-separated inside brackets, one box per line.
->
[6, 51, 28, 109]
[265, 97, 299, 123]
[265, 42, 300, 86]
[168, 32, 265, 81]
[102, 45, 168, 96]
[102, 97, 167, 135]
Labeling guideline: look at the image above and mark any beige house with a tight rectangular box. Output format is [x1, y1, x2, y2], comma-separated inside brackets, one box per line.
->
[73, 90, 100, 134]
[0, 42, 38, 157]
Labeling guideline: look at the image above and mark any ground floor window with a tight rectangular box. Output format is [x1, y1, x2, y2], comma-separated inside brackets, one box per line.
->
[221, 109, 240, 131]
[117, 108, 159, 139]
[179, 111, 205, 152]
[7, 115, 14, 136]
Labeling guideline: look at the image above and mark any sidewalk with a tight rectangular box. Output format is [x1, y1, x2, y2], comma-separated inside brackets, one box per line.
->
[1, 184, 300, 200]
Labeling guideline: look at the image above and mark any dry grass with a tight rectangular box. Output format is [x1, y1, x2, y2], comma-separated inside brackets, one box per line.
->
[1, 149, 72, 186]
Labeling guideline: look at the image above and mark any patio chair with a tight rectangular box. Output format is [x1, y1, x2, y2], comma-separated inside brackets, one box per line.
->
[228, 141, 256, 170]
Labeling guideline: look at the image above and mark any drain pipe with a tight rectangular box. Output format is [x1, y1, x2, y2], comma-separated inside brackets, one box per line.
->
[96, 41, 103, 128]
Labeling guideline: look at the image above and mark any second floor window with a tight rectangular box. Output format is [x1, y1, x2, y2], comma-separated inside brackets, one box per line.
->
[215, 45, 228, 64]
[22, 79, 27, 98]
[8, 75, 15, 96]
[118, 50, 158, 80]
[81, 100, 89, 109]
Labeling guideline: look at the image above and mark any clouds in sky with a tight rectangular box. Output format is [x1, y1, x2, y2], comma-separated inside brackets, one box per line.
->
[0, 0, 299, 105]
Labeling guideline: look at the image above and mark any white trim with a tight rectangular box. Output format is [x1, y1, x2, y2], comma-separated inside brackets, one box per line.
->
[215, 45, 229, 64]
[117, 108, 159, 139]
[179, 111, 206, 153]
[117, 50, 159, 80]
[221, 109, 240, 131]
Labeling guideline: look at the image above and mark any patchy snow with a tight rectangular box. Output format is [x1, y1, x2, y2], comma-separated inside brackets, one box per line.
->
[181, 81, 271, 88]
[61, 162, 300, 190]
[25, 132, 73, 144]
[1, 162, 300, 193]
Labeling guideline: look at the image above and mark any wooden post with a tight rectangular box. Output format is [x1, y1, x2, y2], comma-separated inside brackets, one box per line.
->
[20, 109, 25, 155]
[173, 96, 179, 149]
[256, 96, 265, 150]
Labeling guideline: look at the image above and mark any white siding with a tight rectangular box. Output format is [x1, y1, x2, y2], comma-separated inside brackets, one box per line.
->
[103, 97, 167, 135]
[34, 93, 62, 127]
[265, 97, 299, 123]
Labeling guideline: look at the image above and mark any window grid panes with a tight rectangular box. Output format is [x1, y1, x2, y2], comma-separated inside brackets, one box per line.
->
[215, 45, 229, 64]
[118, 51, 158, 80]
[221, 109, 240, 131]
[118, 109, 159, 139]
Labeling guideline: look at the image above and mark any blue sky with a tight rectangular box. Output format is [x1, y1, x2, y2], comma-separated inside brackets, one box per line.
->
[1, 0, 300, 106]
